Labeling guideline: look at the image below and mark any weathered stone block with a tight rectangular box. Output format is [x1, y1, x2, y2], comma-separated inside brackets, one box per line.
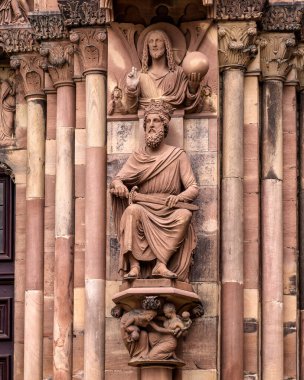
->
[190, 234, 218, 282]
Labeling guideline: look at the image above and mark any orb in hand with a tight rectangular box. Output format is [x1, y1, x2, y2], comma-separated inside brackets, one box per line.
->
[182, 52, 209, 77]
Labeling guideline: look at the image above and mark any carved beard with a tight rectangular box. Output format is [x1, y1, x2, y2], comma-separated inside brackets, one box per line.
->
[145, 129, 165, 149]
[149, 46, 166, 59]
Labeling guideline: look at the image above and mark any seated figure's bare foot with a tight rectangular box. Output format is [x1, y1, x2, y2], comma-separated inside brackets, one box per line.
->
[152, 262, 177, 279]
[124, 265, 140, 280]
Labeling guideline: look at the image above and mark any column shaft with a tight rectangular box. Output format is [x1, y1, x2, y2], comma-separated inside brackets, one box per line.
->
[141, 367, 172, 380]
[282, 84, 298, 379]
[262, 80, 283, 379]
[243, 73, 260, 377]
[221, 68, 244, 380]
[24, 96, 45, 380]
[299, 90, 304, 380]
[84, 73, 107, 379]
[53, 84, 75, 380]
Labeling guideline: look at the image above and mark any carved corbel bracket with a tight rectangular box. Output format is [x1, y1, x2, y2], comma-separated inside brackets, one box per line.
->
[218, 22, 258, 70]
[261, 5, 304, 32]
[259, 33, 296, 81]
[28, 11, 68, 40]
[0, 27, 37, 54]
[69, 28, 107, 75]
[216, 0, 266, 21]
[40, 42, 74, 87]
[111, 285, 204, 368]
[58, 0, 111, 27]
[10, 53, 45, 98]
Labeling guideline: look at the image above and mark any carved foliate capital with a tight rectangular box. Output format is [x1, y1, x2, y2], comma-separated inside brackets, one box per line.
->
[28, 11, 68, 40]
[10, 53, 45, 98]
[216, 0, 266, 20]
[261, 5, 303, 32]
[293, 43, 304, 89]
[69, 28, 107, 74]
[218, 22, 258, 69]
[40, 42, 74, 87]
[58, 0, 110, 27]
[0, 27, 36, 53]
[259, 33, 295, 81]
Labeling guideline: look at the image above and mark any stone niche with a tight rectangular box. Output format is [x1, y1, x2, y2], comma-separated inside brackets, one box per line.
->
[106, 11, 219, 380]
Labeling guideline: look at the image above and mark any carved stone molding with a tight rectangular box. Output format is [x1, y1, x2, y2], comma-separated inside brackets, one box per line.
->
[218, 22, 258, 69]
[40, 42, 74, 87]
[259, 33, 296, 81]
[58, 0, 109, 27]
[293, 43, 304, 89]
[10, 53, 45, 97]
[69, 28, 107, 74]
[28, 12, 68, 40]
[261, 5, 303, 32]
[0, 27, 36, 53]
[216, 0, 266, 21]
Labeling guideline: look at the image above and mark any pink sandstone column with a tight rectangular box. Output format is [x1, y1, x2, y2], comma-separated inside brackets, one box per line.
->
[298, 45, 304, 379]
[41, 41, 75, 380]
[70, 28, 107, 379]
[259, 32, 295, 380]
[218, 22, 257, 380]
[11, 54, 46, 380]
[141, 366, 172, 380]
[282, 75, 298, 380]
[243, 61, 260, 378]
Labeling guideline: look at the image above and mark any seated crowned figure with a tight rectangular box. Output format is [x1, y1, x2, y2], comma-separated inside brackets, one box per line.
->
[110, 100, 199, 281]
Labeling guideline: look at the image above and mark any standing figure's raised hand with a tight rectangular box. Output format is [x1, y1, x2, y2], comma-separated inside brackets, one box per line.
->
[126, 66, 140, 91]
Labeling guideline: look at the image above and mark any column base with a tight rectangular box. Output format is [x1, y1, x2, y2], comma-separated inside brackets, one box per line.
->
[141, 365, 173, 380]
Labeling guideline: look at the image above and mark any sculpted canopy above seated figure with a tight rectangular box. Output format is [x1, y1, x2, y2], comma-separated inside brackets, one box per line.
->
[110, 100, 199, 281]
[125, 27, 209, 113]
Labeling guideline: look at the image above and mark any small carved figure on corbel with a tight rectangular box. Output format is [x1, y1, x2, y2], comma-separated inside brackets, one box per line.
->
[200, 83, 216, 112]
[0, 0, 29, 25]
[108, 86, 128, 115]
[110, 100, 199, 281]
[125, 26, 209, 114]
[0, 74, 16, 146]
[119, 301, 193, 364]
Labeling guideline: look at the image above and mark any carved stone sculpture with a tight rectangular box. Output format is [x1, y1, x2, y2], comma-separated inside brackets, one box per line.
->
[125, 28, 208, 113]
[110, 100, 199, 281]
[108, 86, 127, 115]
[120, 301, 192, 364]
[0, 0, 29, 25]
[0, 74, 15, 145]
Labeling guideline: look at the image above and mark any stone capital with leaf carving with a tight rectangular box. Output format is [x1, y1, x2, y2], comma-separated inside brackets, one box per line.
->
[40, 41, 74, 87]
[10, 53, 45, 98]
[218, 22, 258, 70]
[70, 28, 107, 75]
[259, 33, 295, 81]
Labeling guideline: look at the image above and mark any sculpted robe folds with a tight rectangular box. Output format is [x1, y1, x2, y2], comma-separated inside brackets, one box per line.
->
[112, 145, 199, 281]
[125, 67, 201, 114]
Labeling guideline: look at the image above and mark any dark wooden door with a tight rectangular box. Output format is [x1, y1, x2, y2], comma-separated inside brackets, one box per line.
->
[0, 174, 14, 380]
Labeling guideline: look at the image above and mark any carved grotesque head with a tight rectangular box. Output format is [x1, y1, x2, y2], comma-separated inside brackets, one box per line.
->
[142, 30, 176, 73]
